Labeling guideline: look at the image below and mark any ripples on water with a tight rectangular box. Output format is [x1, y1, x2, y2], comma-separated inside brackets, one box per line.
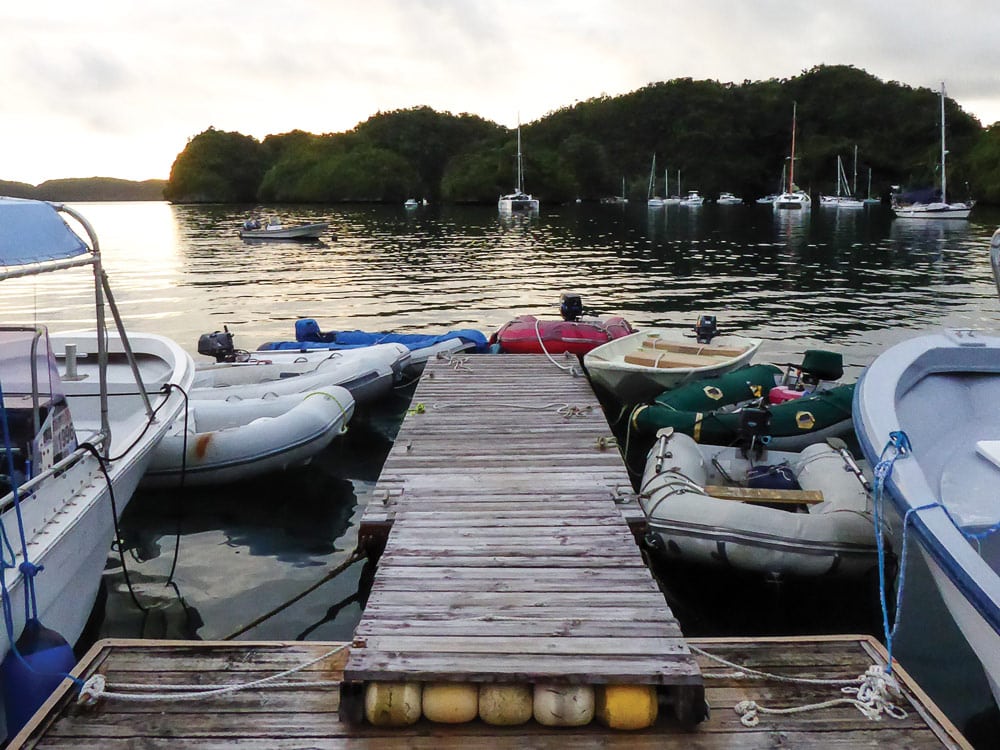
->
[5, 201, 1000, 744]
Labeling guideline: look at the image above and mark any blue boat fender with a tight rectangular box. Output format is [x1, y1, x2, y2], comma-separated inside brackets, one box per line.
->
[1, 618, 77, 739]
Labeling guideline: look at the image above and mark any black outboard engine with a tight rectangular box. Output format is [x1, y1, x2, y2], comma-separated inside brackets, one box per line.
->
[737, 404, 771, 459]
[560, 293, 583, 322]
[693, 315, 719, 344]
[198, 326, 238, 363]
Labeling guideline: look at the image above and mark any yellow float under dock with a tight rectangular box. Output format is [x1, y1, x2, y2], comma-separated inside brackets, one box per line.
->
[9, 636, 972, 748]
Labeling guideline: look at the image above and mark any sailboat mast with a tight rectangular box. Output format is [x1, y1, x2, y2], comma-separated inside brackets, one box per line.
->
[516, 124, 524, 193]
[853, 144, 858, 196]
[789, 102, 797, 189]
[940, 83, 947, 204]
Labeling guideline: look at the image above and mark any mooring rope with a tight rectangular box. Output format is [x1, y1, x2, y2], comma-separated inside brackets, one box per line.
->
[690, 646, 907, 726]
[78, 644, 348, 705]
[428, 400, 594, 418]
[532, 317, 583, 375]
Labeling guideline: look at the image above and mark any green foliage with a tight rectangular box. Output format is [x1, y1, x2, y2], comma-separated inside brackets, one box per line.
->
[967, 124, 1000, 204]
[165, 66, 998, 205]
[164, 128, 264, 203]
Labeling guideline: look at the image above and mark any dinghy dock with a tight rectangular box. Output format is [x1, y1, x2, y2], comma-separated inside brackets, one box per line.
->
[9, 354, 973, 747]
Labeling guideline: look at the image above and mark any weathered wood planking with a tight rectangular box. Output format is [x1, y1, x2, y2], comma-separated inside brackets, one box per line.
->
[10, 637, 972, 748]
[348, 354, 701, 712]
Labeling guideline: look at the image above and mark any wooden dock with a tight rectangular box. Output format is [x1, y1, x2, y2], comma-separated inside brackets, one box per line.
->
[344, 353, 702, 723]
[10, 636, 972, 748]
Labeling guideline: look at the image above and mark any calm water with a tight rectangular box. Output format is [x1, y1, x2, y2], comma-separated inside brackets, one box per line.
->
[5, 200, 1000, 745]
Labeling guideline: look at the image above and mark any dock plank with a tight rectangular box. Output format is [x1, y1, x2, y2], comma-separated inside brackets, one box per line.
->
[10, 637, 971, 749]
[349, 354, 697, 697]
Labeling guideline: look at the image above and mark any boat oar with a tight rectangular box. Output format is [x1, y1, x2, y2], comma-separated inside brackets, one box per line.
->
[827, 437, 872, 491]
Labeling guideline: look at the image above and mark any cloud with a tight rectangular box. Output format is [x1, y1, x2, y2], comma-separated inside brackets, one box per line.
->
[2, 0, 1000, 183]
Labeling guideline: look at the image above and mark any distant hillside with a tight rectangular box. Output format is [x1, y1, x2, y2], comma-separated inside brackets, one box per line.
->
[164, 65, 1000, 205]
[0, 180, 37, 199]
[1, 178, 166, 201]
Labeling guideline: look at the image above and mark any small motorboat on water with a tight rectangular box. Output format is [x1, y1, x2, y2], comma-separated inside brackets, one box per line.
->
[628, 350, 853, 451]
[238, 216, 328, 240]
[256, 319, 488, 375]
[853, 233, 1000, 709]
[583, 316, 761, 404]
[143, 385, 354, 488]
[489, 294, 634, 355]
[638, 428, 878, 578]
[0, 198, 195, 738]
[193, 338, 408, 407]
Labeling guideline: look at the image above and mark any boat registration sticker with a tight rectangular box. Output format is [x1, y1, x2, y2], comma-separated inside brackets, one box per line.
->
[795, 411, 816, 430]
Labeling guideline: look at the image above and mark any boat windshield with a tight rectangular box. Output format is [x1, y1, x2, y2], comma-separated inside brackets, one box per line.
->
[0, 327, 76, 490]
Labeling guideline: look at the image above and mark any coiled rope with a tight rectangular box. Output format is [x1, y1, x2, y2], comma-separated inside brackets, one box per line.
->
[78, 643, 348, 705]
[690, 646, 907, 727]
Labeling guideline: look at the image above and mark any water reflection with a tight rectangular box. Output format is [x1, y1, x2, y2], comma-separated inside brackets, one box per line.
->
[7, 200, 995, 745]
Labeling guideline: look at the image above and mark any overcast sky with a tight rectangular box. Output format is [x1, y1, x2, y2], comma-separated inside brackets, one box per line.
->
[3, 0, 999, 185]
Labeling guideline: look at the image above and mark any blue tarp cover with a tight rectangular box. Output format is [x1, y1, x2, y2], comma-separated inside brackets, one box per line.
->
[258, 321, 489, 353]
[0, 198, 89, 267]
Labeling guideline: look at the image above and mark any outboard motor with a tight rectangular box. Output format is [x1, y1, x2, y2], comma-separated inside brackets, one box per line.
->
[560, 293, 583, 322]
[693, 315, 719, 344]
[198, 327, 237, 363]
[737, 404, 771, 459]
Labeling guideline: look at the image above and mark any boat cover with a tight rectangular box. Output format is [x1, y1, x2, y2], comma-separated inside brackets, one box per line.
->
[0, 198, 88, 266]
[258, 319, 489, 353]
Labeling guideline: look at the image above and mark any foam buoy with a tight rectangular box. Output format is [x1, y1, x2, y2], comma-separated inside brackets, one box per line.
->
[422, 681, 478, 723]
[533, 683, 594, 727]
[364, 681, 422, 726]
[596, 684, 659, 730]
[479, 683, 532, 726]
[1, 619, 76, 739]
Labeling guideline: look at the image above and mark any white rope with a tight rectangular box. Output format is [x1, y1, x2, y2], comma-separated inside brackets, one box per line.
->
[435, 351, 473, 371]
[690, 646, 907, 727]
[78, 644, 347, 705]
[430, 401, 594, 418]
[533, 317, 583, 375]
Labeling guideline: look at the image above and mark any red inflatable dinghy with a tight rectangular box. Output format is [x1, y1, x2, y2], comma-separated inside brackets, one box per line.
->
[491, 315, 635, 355]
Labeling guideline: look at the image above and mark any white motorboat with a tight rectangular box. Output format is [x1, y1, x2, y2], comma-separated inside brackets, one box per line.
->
[143, 385, 354, 488]
[0, 198, 194, 738]
[639, 429, 878, 578]
[852, 230, 1000, 707]
[498, 123, 539, 214]
[583, 323, 762, 404]
[679, 190, 704, 206]
[238, 217, 328, 240]
[717, 192, 742, 205]
[892, 83, 973, 220]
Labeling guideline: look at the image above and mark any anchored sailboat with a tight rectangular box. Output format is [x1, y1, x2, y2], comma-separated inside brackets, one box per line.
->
[774, 102, 811, 210]
[893, 83, 973, 220]
[498, 121, 539, 214]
